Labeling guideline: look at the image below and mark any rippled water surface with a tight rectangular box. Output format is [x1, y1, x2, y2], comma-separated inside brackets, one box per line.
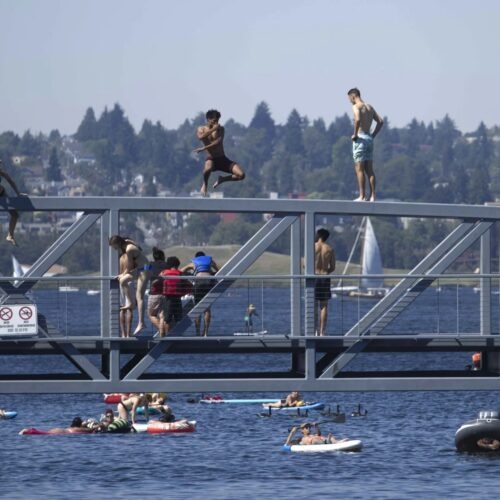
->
[1, 288, 500, 498]
[2, 387, 500, 499]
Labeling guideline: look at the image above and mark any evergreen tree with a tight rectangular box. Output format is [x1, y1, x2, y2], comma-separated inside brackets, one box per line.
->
[249, 101, 276, 142]
[465, 122, 492, 204]
[433, 115, 461, 179]
[328, 113, 352, 144]
[19, 130, 42, 157]
[303, 118, 331, 169]
[48, 129, 61, 144]
[74, 107, 98, 141]
[283, 109, 305, 155]
[331, 137, 355, 199]
[46, 147, 63, 182]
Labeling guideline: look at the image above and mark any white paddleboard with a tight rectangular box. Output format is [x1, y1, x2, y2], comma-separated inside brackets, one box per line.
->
[284, 439, 362, 453]
[233, 330, 268, 336]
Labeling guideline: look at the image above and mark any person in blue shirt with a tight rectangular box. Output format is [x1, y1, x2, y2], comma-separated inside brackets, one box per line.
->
[182, 251, 219, 336]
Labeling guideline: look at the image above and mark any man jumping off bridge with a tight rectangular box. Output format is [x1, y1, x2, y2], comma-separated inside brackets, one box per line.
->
[194, 109, 245, 196]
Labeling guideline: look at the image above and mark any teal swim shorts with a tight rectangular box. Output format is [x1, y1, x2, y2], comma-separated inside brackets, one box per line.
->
[352, 133, 374, 162]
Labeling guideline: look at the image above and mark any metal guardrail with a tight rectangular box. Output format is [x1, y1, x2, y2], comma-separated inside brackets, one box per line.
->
[1, 274, 498, 338]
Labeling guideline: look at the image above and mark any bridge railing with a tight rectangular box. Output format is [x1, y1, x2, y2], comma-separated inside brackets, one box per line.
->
[0, 196, 499, 340]
[0, 273, 498, 339]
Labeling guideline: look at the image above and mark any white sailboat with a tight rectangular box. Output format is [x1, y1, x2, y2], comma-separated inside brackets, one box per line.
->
[11, 257, 75, 292]
[12, 255, 24, 286]
[331, 217, 389, 299]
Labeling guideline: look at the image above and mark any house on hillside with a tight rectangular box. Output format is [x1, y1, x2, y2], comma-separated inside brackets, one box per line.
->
[62, 137, 96, 165]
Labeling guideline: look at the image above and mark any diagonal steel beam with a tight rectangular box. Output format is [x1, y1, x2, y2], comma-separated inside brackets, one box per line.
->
[50, 341, 106, 380]
[128, 216, 298, 378]
[10, 213, 101, 295]
[367, 221, 492, 336]
[345, 221, 485, 338]
[171, 215, 297, 335]
[320, 221, 492, 378]
[123, 341, 175, 381]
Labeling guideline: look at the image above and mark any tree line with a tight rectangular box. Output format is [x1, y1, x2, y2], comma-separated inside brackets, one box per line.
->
[0, 102, 498, 274]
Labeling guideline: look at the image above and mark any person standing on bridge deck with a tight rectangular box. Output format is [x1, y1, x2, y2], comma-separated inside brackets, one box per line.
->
[348, 88, 384, 202]
[315, 228, 336, 336]
[147, 247, 168, 334]
[194, 109, 245, 196]
[109, 235, 151, 336]
[0, 159, 27, 246]
[159, 256, 185, 336]
[182, 251, 219, 337]
[119, 251, 134, 337]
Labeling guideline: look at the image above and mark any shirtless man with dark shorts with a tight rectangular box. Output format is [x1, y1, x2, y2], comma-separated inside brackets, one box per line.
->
[315, 228, 336, 336]
[194, 109, 245, 196]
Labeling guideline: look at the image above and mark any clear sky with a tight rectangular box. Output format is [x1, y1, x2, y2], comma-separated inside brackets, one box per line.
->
[0, 0, 498, 135]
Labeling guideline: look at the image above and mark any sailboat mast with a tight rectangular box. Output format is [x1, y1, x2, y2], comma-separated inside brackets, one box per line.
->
[336, 216, 367, 288]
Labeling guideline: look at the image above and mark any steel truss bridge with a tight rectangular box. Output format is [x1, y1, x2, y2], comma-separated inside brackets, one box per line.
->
[0, 196, 499, 393]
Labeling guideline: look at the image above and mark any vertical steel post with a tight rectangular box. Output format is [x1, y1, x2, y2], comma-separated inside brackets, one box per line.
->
[100, 210, 111, 338]
[304, 212, 315, 336]
[102, 210, 120, 381]
[480, 229, 491, 336]
[290, 217, 301, 336]
[305, 339, 316, 381]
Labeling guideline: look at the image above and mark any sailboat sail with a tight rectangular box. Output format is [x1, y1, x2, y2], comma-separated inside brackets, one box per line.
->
[12, 255, 24, 286]
[361, 218, 384, 290]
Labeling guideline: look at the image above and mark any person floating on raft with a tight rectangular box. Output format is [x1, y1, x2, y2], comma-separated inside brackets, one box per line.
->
[285, 422, 350, 446]
[20, 416, 97, 435]
[263, 391, 304, 409]
[98, 408, 134, 433]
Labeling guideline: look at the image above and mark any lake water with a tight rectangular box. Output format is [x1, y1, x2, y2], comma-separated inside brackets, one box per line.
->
[1, 287, 500, 498]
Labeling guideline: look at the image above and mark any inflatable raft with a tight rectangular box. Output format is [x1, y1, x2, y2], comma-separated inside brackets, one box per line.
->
[20, 420, 196, 436]
[135, 406, 162, 415]
[133, 420, 196, 434]
[103, 393, 129, 404]
[19, 428, 93, 435]
[200, 398, 279, 404]
[455, 411, 500, 452]
[0, 410, 17, 419]
[262, 402, 325, 413]
[283, 439, 363, 453]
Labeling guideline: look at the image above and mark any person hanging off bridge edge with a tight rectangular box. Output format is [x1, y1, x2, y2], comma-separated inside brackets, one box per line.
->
[194, 109, 245, 197]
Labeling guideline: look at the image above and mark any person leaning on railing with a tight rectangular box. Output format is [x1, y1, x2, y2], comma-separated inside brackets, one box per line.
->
[181, 251, 219, 337]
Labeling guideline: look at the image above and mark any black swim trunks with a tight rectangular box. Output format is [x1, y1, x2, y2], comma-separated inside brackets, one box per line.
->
[209, 156, 235, 174]
[194, 279, 213, 304]
[315, 278, 331, 301]
[163, 296, 182, 323]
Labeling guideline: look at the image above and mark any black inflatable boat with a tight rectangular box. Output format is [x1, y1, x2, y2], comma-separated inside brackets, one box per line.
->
[455, 411, 500, 452]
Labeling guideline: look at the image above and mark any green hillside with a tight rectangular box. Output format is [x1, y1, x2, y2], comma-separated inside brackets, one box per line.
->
[165, 244, 365, 276]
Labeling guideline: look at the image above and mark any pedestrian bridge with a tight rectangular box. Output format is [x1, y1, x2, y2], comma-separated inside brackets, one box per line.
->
[0, 196, 499, 393]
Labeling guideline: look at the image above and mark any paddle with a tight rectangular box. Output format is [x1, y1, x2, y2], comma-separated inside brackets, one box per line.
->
[351, 404, 368, 417]
[320, 405, 347, 423]
[287, 420, 343, 432]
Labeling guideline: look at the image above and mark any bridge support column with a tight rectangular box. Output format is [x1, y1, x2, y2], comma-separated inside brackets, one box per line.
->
[304, 212, 315, 336]
[485, 353, 500, 375]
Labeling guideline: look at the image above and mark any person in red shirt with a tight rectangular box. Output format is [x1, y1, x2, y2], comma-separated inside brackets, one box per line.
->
[159, 256, 184, 336]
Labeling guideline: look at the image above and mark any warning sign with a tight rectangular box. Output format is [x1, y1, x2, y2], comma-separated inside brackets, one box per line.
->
[0, 304, 38, 336]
